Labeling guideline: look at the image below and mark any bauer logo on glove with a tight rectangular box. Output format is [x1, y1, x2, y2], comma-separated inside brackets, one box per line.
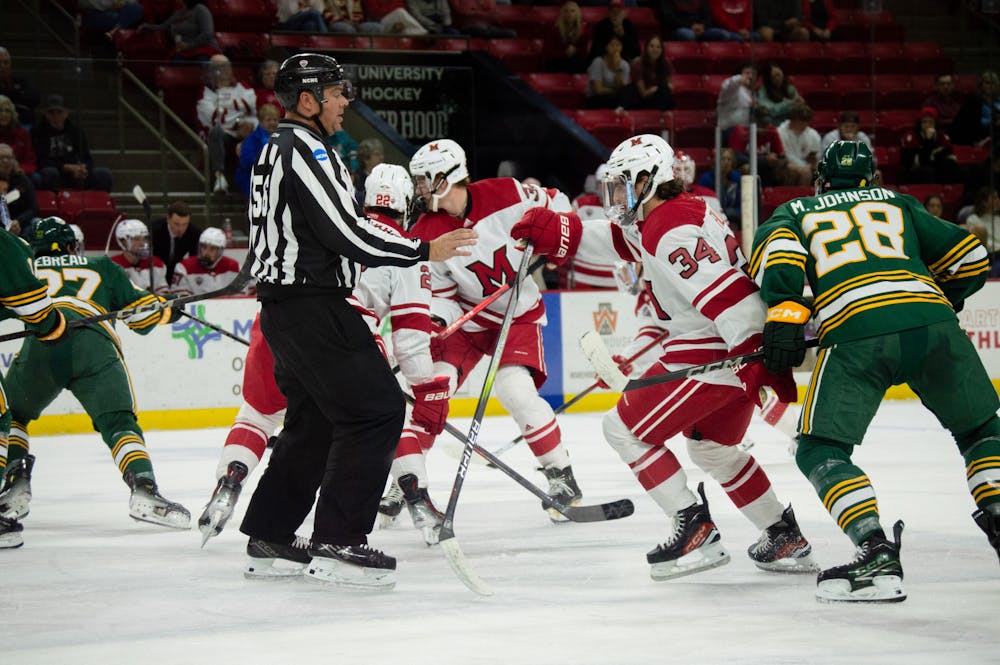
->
[510, 207, 582, 267]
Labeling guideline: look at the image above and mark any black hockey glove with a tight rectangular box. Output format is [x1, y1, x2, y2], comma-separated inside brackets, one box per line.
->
[762, 298, 811, 373]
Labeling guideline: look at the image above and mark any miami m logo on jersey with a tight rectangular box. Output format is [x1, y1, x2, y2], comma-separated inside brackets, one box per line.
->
[467, 247, 515, 296]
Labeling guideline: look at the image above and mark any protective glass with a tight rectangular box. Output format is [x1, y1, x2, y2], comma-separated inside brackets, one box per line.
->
[600, 173, 637, 227]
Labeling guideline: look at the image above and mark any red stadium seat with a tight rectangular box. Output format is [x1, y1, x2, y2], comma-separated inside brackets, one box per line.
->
[630, 8, 660, 41]
[371, 36, 414, 50]
[206, 0, 276, 33]
[761, 186, 813, 218]
[486, 38, 544, 73]
[700, 41, 749, 69]
[873, 145, 901, 185]
[35, 189, 58, 217]
[155, 64, 208, 130]
[269, 33, 318, 50]
[311, 34, 371, 51]
[670, 110, 716, 147]
[414, 37, 470, 51]
[780, 42, 830, 76]
[951, 144, 990, 167]
[746, 41, 783, 63]
[700, 74, 729, 95]
[523, 73, 586, 109]
[682, 146, 713, 169]
[627, 110, 666, 134]
[871, 75, 921, 109]
[215, 32, 268, 63]
[810, 109, 841, 134]
[664, 42, 704, 75]
[877, 109, 917, 132]
[574, 109, 632, 149]
[825, 41, 872, 73]
[901, 42, 953, 75]
[896, 184, 962, 218]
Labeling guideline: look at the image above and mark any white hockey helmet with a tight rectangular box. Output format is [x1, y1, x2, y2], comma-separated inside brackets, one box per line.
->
[199, 227, 228, 249]
[69, 223, 84, 255]
[364, 163, 414, 219]
[672, 150, 696, 187]
[602, 134, 675, 226]
[409, 138, 468, 212]
[115, 218, 150, 258]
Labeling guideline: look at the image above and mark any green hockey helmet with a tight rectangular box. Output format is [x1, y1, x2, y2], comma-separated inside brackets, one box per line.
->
[816, 140, 876, 192]
[29, 216, 78, 256]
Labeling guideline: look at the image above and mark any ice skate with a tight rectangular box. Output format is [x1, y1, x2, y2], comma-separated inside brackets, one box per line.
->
[378, 478, 404, 529]
[244, 535, 312, 578]
[125, 472, 191, 529]
[748, 505, 819, 573]
[0, 454, 34, 520]
[198, 461, 248, 547]
[647, 483, 731, 581]
[541, 464, 583, 523]
[305, 542, 397, 590]
[0, 515, 23, 549]
[972, 509, 1000, 563]
[816, 520, 906, 603]
[398, 473, 443, 545]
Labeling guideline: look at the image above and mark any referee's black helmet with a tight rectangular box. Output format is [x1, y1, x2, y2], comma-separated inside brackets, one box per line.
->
[274, 53, 355, 112]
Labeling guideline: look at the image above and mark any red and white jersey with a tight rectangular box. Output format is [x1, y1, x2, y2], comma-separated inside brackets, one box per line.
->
[171, 255, 244, 297]
[197, 83, 257, 137]
[349, 212, 434, 387]
[411, 178, 565, 332]
[110, 254, 169, 294]
[576, 193, 765, 387]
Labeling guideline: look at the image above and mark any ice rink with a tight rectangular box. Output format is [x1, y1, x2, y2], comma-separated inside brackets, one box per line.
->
[6, 401, 999, 664]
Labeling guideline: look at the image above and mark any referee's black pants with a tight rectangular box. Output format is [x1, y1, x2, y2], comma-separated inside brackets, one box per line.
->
[240, 294, 404, 546]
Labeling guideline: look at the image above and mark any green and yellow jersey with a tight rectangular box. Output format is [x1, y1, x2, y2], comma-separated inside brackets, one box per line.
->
[0, 230, 65, 342]
[749, 186, 990, 346]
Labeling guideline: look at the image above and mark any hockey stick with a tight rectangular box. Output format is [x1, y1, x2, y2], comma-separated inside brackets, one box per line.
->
[439, 245, 534, 596]
[486, 329, 671, 461]
[0, 254, 254, 344]
[132, 185, 156, 293]
[179, 309, 249, 346]
[580, 330, 819, 392]
[435, 255, 547, 339]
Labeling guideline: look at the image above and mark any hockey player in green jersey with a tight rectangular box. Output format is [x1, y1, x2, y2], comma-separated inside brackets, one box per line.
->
[0, 217, 191, 530]
[749, 140, 999, 602]
[0, 221, 67, 548]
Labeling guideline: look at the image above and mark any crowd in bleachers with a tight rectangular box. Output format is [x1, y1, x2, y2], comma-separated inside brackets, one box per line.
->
[3, 0, 999, 276]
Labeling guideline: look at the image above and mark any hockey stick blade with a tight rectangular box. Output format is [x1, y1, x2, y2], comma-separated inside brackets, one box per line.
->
[579, 331, 628, 391]
[439, 535, 494, 596]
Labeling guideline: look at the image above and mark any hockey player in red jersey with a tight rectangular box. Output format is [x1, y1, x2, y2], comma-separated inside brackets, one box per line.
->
[198, 164, 448, 552]
[512, 134, 817, 581]
[387, 138, 586, 526]
[170, 227, 248, 297]
[110, 219, 169, 294]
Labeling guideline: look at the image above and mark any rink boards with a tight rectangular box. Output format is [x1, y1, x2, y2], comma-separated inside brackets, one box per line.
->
[2, 282, 999, 434]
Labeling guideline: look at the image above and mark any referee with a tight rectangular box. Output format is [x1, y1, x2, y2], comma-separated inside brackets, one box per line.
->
[239, 53, 475, 588]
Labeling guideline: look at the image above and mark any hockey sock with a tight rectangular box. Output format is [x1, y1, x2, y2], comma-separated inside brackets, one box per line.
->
[687, 438, 784, 531]
[494, 365, 568, 468]
[5, 421, 29, 472]
[603, 410, 697, 514]
[797, 434, 882, 545]
[956, 424, 1000, 516]
[0, 408, 9, 476]
[0, 434, 7, 478]
[96, 412, 154, 484]
[391, 446, 430, 488]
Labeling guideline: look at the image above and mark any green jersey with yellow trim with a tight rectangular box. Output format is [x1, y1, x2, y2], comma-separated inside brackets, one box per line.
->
[749, 186, 990, 346]
[0, 230, 65, 339]
[31, 253, 169, 347]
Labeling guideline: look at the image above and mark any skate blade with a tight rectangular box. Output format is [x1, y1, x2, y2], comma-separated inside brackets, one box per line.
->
[650, 542, 731, 581]
[418, 524, 441, 546]
[244, 557, 308, 579]
[304, 557, 397, 590]
[198, 512, 224, 548]
[0, 534, 24, 549]
[377, 510, 400, 530]
[129, 501, 192, 530]
[752, 554, 820, 574]
[815, 575, 906, 603]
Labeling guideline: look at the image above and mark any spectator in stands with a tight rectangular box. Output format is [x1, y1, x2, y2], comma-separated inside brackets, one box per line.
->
[922, 74, 963, 132]
[696, 146, 742, 226]
[197, 55, 257, 194]
[31, 94, 112, 192]
[323, 0, 385, 33]
[0, 143, 38, 231]
[801, 0, 835, 41]
[585, 36, 630, 109]
[661, 0, 735, 42]
[729, 105, 787, 187]
[900, 107, 960, 185]
[363, 0, 428, 35]
[963, 187, 999, 255]
[623, 36, 674, 110]
[140, 0, 220, 61]
[79, 0, 145, 40]
[716, 62, 756, 132]
[587, 0, 640, 63]
[235, 103, 281, 199]
[754, 0, 808, 42]
[951, 71, 1000, 147]
[406, 0, 458, 34]
[0, 47, 40, 124]
[777, 102, 820, 186]
[709, 0, 757, 41]
[353, 137, 385, 205]
[924, 194, 945, 219]
[546, 2, 589, 73]
[757, 62, 803, 125]
[820, 110, 872, 152]
[327, 128, 359, 171]
[278, 0, 328, 32]
[152, 199, 203, 282]
[254, 60, 282, 114]
[0, 95, 35, 175]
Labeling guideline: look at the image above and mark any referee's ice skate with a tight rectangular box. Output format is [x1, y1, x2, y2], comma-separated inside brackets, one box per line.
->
[305, 543, 397, 590]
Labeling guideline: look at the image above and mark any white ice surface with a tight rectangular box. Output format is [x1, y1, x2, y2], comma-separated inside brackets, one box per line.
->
[6, 402, 999, 665]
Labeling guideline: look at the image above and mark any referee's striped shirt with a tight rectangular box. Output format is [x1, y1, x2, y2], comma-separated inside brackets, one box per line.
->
[248, 119, 428, 297]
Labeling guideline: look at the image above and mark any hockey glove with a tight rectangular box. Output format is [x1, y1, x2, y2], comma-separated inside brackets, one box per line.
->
[510, 207, 582, 268]
[732, 335, 799, 406]
[411, 376, 451, 436]
[762, 299, 811, 373]
[428, 318, 447, 361]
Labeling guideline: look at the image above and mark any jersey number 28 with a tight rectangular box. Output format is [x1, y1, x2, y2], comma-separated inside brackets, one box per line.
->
[802, 202, 906, 277]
